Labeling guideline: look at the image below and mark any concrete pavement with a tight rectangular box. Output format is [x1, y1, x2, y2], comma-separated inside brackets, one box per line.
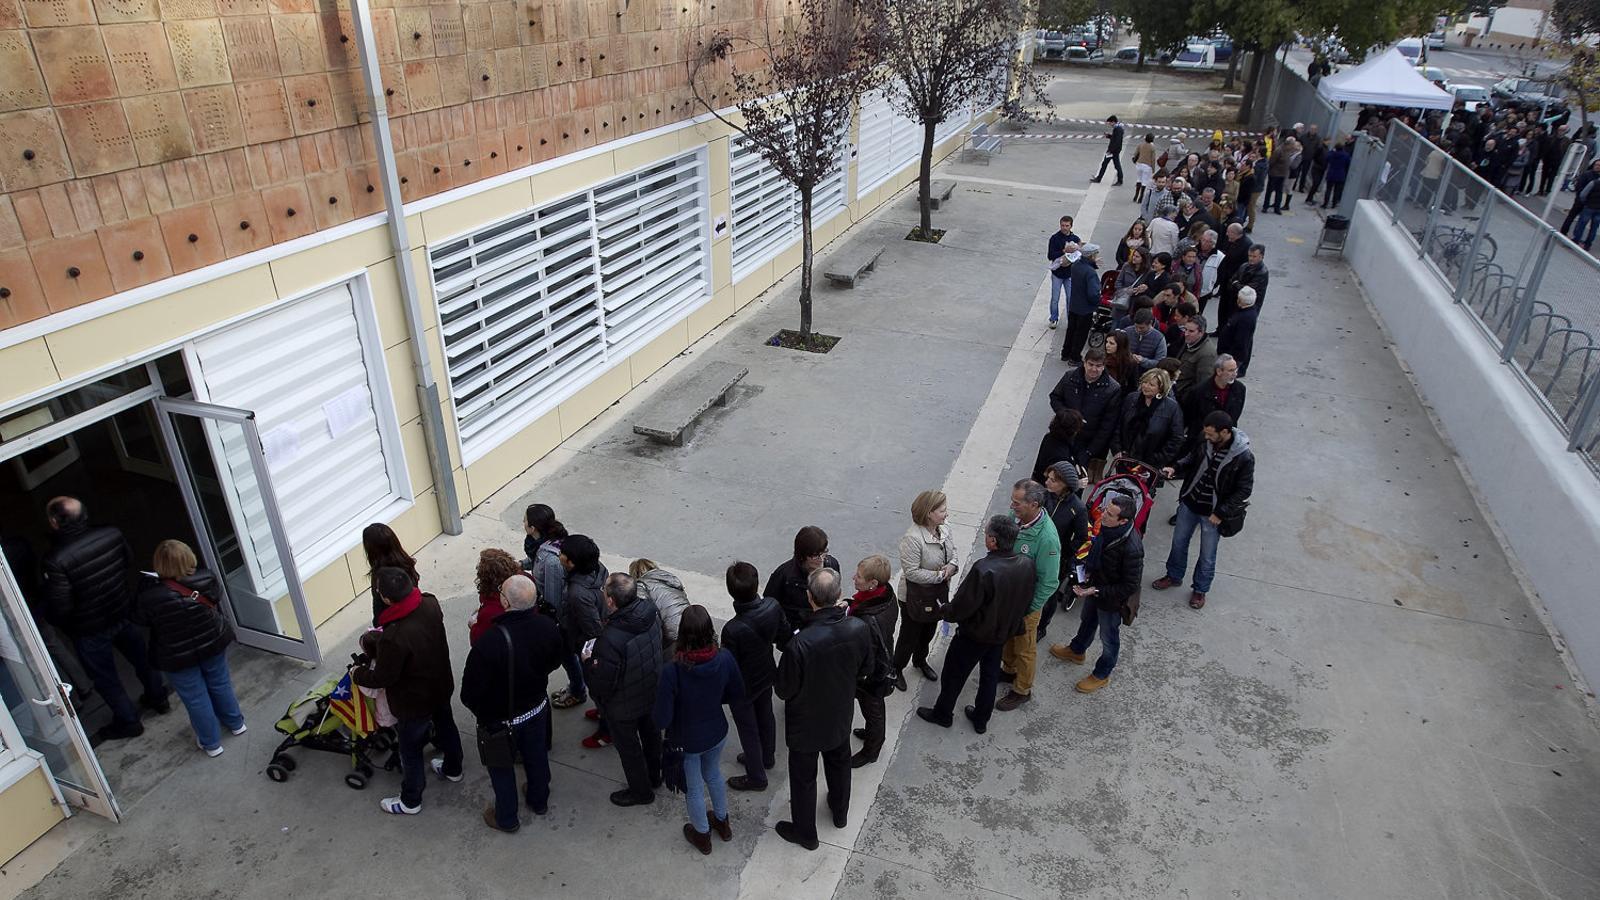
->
[9, 69, 1600, 900]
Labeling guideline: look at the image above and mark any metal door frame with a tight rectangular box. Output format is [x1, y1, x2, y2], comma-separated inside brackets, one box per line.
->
[153, 397, 321, 663]
[0, 556, 119, 821]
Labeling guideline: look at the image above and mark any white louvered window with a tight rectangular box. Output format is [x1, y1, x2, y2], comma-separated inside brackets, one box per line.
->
[857, 89, 898, 199]
[729, 126, 847, 281]
[191, 282, 401, 594]
[430, 149, 710, 461]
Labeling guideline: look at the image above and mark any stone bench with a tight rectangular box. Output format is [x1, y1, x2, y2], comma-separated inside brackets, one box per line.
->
[822, 245, 885, 288]
[928, 179, 958, 210]
[632, 362, 748, 446]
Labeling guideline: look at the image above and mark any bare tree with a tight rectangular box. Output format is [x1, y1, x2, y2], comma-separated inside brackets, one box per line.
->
[868, 0, 1038, 238]
[690, 0, 883, 341]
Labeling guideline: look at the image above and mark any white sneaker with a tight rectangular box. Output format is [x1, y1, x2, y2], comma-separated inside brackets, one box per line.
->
[430, 757, 462, 782]
[379, 796, 421, 815]
[198, 742, 224, 758]
[230, 723, 248, 736]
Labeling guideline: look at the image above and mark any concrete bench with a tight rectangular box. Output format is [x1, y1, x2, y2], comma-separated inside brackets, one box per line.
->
[961, 124, 1003, 164]
[928, 179, 958, 210]
[632, 362, 748, 446]
[822, 245, 885, 288]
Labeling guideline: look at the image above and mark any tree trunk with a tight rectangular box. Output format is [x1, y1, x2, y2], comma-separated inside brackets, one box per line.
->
[799, 187, 814, 338]
[1223, 46, 1241, 91]
[919, 118, 936, 236]
[1237, 49, 1268, 124]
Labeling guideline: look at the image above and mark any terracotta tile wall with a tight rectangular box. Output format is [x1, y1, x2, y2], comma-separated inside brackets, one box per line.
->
[0, 0, 753, 329]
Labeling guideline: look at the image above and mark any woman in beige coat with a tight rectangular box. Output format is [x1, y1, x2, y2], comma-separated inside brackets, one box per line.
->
[893, 490, 960, 691]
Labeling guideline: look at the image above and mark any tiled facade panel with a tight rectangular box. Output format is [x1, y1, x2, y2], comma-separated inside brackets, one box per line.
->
[0, 0, 755, 327]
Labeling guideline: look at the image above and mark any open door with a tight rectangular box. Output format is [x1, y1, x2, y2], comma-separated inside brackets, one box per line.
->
[153, 398, 321, 664]
[0, 556, 119, 821]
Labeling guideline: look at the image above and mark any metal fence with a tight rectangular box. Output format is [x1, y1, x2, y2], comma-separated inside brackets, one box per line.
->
[1253, 52, 1341, 140]
[1372, 121, 1600, 471]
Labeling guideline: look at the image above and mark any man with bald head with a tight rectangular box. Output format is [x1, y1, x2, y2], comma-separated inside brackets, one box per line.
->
[41, 496, 169, 743]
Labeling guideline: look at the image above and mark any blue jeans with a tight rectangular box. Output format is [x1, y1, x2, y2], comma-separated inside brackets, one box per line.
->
[682, 736, 729, 834]
[560, 652, 586, 700]
[397, 702, 464, 808]
[1166, 501, 1221, 593]
[486, 705, 551, 828]
[1049, 275, 1068, 322]
[74, 620, 166, 727]
[1069, 602, 1122, 679]
[166, 651, 244, 751]
[1576, 208, 1600, 247]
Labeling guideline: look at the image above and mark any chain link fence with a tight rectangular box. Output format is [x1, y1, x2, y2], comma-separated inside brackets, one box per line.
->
[1374, 121, 1600, 473]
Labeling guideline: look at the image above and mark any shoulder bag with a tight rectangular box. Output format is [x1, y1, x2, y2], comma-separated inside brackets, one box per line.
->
[476, 626, 520, 768]
[164, 579, 217, 609]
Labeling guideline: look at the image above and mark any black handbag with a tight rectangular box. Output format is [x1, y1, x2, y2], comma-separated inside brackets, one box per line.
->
[476, 626, 519, 768]
[660, 668, 687, 794]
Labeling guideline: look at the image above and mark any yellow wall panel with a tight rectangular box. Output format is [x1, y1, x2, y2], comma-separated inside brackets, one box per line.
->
[687, 287, 735, 341]
[399, 418, 434, 496]
[269, 228, 394, 301]
[0, 340, 61, 409]
[302, 554, 360, 629]
[714, 237, 734, 292]
[711, 188, 730, 222]
[386, 341, 422, 426]
[628, 321, 688, 386]
[385, 491, 443, 566]
[43, 266, 277, 381]
[365, 261, 410, 351]
[466, 408, 560, 500]
[773, 243, 802, 280]
[405, 214, 428, 251]
[558, 363, 629, 440]
[708, 139, 730, 196]
[419, 179, 535, 245]
[612, 133, 686, 177]
[0, 765, 65, 864]
[734, 265, 772, 310]
[530, 155, 616, 204]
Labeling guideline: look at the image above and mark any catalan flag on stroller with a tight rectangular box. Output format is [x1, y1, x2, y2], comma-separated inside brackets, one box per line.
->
[328, 672, 376, 737]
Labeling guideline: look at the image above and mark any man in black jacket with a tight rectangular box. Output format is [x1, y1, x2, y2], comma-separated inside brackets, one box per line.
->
[1050, 493, 1143, 693]
[1048, 350, 1122, 480]
[40, 497, 168, 742]
[1218, 244, 1267, 335]
[1154, 411, 1256, 610]
[1179, 354, 1245, 459]
[585, 573, 664, 806]
[766, 526, 840, 631]
[722, 561, 787, 792]
[917, 516, 1034, 734]
[460, 574, 564, 832]
[354, 567, 464, 815]
[774, 568, 872, 851]
[1090, 115, 1125, 185]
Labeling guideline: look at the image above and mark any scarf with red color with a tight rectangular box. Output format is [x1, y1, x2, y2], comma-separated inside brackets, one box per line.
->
[676, 645, 718, 665]
[376, 588, 422, 626]
[848, 585, 888, 615]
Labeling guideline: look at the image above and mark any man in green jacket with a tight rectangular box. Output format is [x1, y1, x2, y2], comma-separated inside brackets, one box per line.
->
[997, 480, 1061, 711]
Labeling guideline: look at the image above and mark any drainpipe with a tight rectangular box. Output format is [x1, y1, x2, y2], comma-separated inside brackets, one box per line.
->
[350, 0, 464, 536]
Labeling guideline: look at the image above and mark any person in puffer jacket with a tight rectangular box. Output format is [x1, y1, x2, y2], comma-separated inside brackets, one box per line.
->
[585, 573, 664, 807]
[133, 539, 244, 757]
[630, 559, 690, 646]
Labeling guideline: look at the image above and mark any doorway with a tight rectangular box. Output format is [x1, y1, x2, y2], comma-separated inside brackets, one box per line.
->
[0, 356, 323, 822]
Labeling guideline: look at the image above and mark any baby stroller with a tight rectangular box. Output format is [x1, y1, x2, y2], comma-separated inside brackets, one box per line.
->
[1088, 270, 1120, 352]
[265, 658, 397, 790]
[1085, 457, 1158, 536]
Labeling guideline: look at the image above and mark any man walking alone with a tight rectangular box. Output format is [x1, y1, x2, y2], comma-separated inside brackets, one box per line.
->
[1091, 115, 1125, 185]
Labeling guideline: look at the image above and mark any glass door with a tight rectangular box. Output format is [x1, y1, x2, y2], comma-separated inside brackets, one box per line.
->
[153, 398, 321, 663]
[0, 555, 119, 820]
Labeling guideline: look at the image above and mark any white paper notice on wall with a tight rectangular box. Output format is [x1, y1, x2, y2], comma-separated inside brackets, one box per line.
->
[261, 425, 302, 468]
[323, 385, 370, 439]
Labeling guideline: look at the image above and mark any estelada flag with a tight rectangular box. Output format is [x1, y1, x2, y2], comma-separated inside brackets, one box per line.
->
[328, 672, 376, 737]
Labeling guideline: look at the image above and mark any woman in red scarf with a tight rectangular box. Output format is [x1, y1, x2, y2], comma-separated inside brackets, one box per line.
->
[847, 555, 897, 768]
[654, 605, 745, 854]
[468, 549, 522, 645]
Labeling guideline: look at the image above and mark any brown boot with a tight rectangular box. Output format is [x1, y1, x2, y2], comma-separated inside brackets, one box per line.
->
[710, 813, 732, 842]
[683, 823, 713, 855]
[1050, 644, 1086, 664]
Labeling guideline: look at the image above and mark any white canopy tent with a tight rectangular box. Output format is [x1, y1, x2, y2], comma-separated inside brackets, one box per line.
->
[1316, 48, 1455, 110]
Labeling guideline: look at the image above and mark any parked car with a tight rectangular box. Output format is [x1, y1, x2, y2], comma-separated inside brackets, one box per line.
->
[1035, 30, 1067, 58]
[1067, 46, 1105, 60]
[1210, 38, 1234, 62]
[1396, 37, 1424, 63]
[1426, 30, 1447, 50]
[1449, 83, 1490, 113]
[1416, 66, 1448, 88]
[1171, 42, 1216, 70]
[1112, 46, 1141, 64]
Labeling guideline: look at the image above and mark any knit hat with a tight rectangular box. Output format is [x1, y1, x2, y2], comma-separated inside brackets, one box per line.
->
[1046, 461, 1081, 492]
[1080, 243, 1100, 257]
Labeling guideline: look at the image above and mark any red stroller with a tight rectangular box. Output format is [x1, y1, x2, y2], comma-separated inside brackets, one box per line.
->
[1085, 457, 1158, 537]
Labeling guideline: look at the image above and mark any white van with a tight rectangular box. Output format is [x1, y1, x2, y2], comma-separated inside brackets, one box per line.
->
[1397, 37, 1424, 63]
[1171, 42, 1216, 70]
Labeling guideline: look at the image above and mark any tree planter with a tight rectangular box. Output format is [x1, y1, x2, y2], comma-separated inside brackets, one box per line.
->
[767, 330, 841, 353]
[905, 227, 946, 243]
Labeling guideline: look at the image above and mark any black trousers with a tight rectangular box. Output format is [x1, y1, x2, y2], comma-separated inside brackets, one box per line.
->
[788, 742, 851, 843]
[1036, 591, 1062, 640]
[1062, 312, 1093, 362]
[892, 616, 937, 671]
[1561, 202, 1581, 236]
[730, 686, 776, 782]
[855, 692, 886, 756]
[931, 631, 1003, 731]
[1095, 152, 1124, 182]
[1320, 180, 1345, 209]
[1540, 163, 1560, 194]
[608, 712, 662, 798]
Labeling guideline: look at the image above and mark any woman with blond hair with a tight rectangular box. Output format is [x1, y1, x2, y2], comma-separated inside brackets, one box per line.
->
[1112, 368, 1186, 471]
[133, 539, 244, 757]
[893, 490, 959, 691]
[630, 558, 690, 646]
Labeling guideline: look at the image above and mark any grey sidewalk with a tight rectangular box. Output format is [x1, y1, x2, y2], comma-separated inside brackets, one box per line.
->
[12, 104, 1600, 900]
